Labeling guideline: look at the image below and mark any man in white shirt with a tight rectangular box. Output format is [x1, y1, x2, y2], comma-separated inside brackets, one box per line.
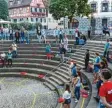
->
[1, 52, 6, 67]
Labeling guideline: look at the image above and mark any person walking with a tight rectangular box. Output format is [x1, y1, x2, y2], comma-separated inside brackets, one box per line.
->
[84, 49, 90, 70]
[15, 30, 20, 43]
[63, 84, 71, 108]
[98, 71, 112, 108]
[104, 39, 110, 60]
[7, 50, 13, 67]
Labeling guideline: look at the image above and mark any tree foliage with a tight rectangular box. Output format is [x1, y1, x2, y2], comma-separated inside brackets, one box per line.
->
[49, 0, 91, 22]
[0, 0, 9, 20]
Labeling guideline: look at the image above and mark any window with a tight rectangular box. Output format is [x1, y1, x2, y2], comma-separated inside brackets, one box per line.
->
[31, 7, 35, 12]
[39, 8, 42, 12]
[35, 8, 37, 12]
[13, 19, 17, 22]
[48, 18, 51, 22]
[44, 18, 46, 23]
[36, 18, 38, 22]
[102, 3, 108, 12]
[40, 18, 42, 22]
[10, 1, 13, 5]
[31, 18, 34, 22]
[91, 3, 96, 12]
[17, 0, 21, 4]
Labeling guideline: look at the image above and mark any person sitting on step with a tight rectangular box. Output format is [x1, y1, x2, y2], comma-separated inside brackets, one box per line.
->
[0, 52, 6, 68]
[7, 50, 13, 67]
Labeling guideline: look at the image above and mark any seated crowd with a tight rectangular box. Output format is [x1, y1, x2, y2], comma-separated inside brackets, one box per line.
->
[0, 42, 17, 68]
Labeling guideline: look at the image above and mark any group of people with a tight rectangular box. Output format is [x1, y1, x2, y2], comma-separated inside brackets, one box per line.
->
[0, 43, 17, 68]
[61, 39, 111, 108]
[0, 27, 29, 44]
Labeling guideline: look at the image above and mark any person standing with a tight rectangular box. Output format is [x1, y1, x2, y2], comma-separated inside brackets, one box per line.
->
[75, 28, 79, 45]
[63, 84, 71, 108]
[37, 29, 42, 43]
[88, 26, 91, 39]
[15, 30, 20, 43]
[59, 28, 63, 43]
[7, 50, 13, 67]
[98, 71, 112, 108]
[55, 27, 59, 43]
[9, 27, 13, 40]
[59, 44, 66, 62]
[84, 49, 90, 70]
[63, 35, 68, 51]
[20, 29, 25, 43]
[104, 39, 110, 60]
[24, 29, 29, 44]
[93, 53, 101, 83]
[41, 29, 46, 44]
[73, 73, 81, 102]
[11, 42, 17, 58]
[45, 42, 51, 60]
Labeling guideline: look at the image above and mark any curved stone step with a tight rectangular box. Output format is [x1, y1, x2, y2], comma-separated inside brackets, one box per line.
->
[13, 58, 59, 65]
[0, 67, 52, 75]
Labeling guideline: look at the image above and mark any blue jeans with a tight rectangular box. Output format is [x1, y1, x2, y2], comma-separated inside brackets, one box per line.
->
[25, 37, 29, 44]
[21, 36, 25, 43]
[74, 86, 80, 100]
[12, 50, 17, 58]
[98, 102, 105, 108]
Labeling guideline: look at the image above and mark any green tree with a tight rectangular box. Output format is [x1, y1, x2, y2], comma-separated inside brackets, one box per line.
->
[0, 0, 9, 20]
[49, 0, 91, 28]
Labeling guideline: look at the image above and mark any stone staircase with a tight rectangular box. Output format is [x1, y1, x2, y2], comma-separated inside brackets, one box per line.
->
[0, 39, 111, 108]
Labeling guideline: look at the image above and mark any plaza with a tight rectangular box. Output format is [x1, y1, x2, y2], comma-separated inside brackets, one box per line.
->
[0, 0, 112, 108]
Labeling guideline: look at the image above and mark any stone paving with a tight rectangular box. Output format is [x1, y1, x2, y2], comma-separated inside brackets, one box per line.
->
[0, 77, 58, 108]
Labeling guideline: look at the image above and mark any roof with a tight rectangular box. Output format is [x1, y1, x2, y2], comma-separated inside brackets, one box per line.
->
[8, 0, 32, 9]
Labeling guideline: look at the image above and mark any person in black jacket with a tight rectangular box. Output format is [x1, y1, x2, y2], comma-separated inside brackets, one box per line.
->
[84, 49, 90, 70]
[15, 30, 20, 43]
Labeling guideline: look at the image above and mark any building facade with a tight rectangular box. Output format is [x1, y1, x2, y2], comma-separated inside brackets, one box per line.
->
[8, 0, 64, 29]
[88, 0, 112, 30]
[8, 0, 47, 28]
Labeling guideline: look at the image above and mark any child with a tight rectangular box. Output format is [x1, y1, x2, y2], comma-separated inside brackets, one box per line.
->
[45, 42, 51, 60]
[7, 50, 13, 67]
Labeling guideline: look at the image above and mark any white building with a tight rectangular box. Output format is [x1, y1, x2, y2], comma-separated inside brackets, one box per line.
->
[88, 0, 112, 30]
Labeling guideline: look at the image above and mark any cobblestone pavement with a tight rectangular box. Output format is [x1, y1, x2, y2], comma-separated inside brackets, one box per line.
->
[0, 77, 58, 108]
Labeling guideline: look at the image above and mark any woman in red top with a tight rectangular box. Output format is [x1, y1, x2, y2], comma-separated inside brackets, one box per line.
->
[99, 71, 112, 108]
